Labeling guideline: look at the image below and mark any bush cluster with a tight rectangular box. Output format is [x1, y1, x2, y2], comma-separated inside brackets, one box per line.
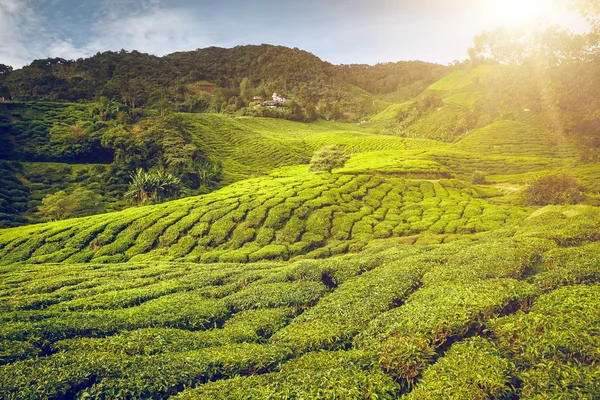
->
[523, 174, 585, 205]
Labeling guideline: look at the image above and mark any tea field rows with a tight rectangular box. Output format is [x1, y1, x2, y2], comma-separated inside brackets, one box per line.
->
[0, 169, 530, 266]
[1, 98, 600, 398]
[1, 206, 599, 398]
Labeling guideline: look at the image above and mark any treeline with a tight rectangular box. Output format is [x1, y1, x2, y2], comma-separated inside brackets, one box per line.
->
[0, 101, 224, 226]
[0, 45, 447, 121]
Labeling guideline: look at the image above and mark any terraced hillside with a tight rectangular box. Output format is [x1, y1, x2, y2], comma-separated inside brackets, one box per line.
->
[1, 205, 599, 399]
[0, 170, 526, 265]
[2, 61, 600, 398]
[185, 115, 441, 184]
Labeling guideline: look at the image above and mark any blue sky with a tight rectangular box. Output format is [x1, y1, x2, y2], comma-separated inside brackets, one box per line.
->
[0, 0, 588, 68]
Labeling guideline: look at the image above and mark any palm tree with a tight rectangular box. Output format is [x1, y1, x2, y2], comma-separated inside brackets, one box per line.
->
[153, 169, 182, 202]
[126, 168, 182, 205]
[125, 168, 155, 205]
[198, 161, 222, 187]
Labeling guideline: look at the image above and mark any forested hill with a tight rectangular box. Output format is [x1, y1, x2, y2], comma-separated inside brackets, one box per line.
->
[0, 44, 447, 113]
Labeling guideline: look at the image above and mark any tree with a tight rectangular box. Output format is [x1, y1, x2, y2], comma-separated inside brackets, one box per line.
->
[102, 126, 146, 166]
[160, 134, 196, 174]
[287, 100, 304, 121]
[523, 174, 586, 205]
[564, 0, 600, 35]
[468, 25, 589, 66]
[240, 77, 252, 100]
[0, 64, 13, 76]
[197, 161, 223, 187]
[299, 86, 313, 106]
[37, 188, 104, 221]
[308, 145, 350, 173]
[125, 168, 182, 205]
[48, 122, 96, 161]
[125, 168, 154, 205]
[0, 64, 12, 99]
[303, 101, 318, 121]
[153, 169, 182, 202]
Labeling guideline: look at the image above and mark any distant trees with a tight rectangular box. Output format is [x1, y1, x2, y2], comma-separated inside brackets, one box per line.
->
[239, 77, 252, 100]
[462, 0, 600, 161]
[308, 145, 350, 173]
[564, 0, 600, 37]
[0, 64, 12, 99]
[468, 25, 591, 66]
[0, 64, 12, 76]
[471, 171, 488, 185]
[37, 188, 105, 221]
[48, 122, 98, 160]
[0, 45, 449, 122]
[101, 125, 146, 167]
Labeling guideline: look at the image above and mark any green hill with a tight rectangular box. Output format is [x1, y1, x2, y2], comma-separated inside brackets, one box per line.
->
[455, 120, 575, 158]
[1, 108, 599, 396]
[0, 45, 447, 118]
[1, 44, 600, 398]
[1, 202, 599, 398]
[0, 169, 526, 265]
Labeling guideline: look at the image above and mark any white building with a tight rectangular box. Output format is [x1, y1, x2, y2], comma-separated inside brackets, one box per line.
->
[272, 93, 287, 102]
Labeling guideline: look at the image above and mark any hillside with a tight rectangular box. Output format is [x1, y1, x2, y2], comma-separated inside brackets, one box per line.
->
[1, 201, 600, 399]
[0, 45, 447, 118]
[2, 93, 600, 397]
[1, 40, 600, 398]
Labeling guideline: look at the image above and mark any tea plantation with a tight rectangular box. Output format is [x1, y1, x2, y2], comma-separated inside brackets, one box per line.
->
[2, 63, 600, 399]
[1, 105, 600, 399]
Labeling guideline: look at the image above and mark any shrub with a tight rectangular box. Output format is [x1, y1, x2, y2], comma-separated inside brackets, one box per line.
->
[378, 334, 436, 386]
[471, 170, 487, 184]
[308, 145, 350, 172]
[37, 188, 105, 221]
[489, 286, 600, 398]
[173, 350, 400, 400]
[407, 337, 514, 399]
[224, 281, 327, 311]
[523, 174, 585, 205]
[271, 256, 425, 353]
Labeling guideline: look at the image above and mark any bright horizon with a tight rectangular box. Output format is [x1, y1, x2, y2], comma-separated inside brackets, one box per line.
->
[0, 0, 589, 69]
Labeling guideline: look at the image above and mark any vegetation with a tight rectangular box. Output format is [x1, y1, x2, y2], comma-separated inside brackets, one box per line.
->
[1, 2, 600, 396]
[125, 169, 182, 206]
[523, 174, 586, 205]
[37, 187, 104, 221]
[308, 145, 350, 172]
[0, 45, 446, 121]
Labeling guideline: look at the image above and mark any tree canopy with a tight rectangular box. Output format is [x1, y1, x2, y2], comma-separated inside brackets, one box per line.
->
[308, 145, 350, 173]
[1, 45, 447, 121]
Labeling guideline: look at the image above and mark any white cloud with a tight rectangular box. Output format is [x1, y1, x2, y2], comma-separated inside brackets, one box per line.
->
[0, 0, 208, 68]
[0, 0, 45, 67]
[85, 6, 208, 56]
[48, 39, 93, 60]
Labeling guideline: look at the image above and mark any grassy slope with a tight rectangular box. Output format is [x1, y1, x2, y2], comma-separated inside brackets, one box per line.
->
[168, 114, 442, 185]
[1, 68, 600, 398]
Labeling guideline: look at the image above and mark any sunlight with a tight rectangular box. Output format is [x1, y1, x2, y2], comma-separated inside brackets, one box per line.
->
[490, 0, 559, 26]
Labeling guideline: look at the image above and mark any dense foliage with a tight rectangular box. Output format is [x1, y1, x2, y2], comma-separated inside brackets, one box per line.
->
[308, 145, 350, 172]
[37, 187, 104, 221]
[523, 174, 586, 205]
[0, 45, 447, 121]
[1, 4, 600, 396]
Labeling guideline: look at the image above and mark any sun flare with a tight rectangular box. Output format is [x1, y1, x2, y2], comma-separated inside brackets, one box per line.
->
[490, 0, 559, 26]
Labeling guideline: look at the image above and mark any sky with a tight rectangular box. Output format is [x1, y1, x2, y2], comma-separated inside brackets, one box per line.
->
[0, 0, 589, 69]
